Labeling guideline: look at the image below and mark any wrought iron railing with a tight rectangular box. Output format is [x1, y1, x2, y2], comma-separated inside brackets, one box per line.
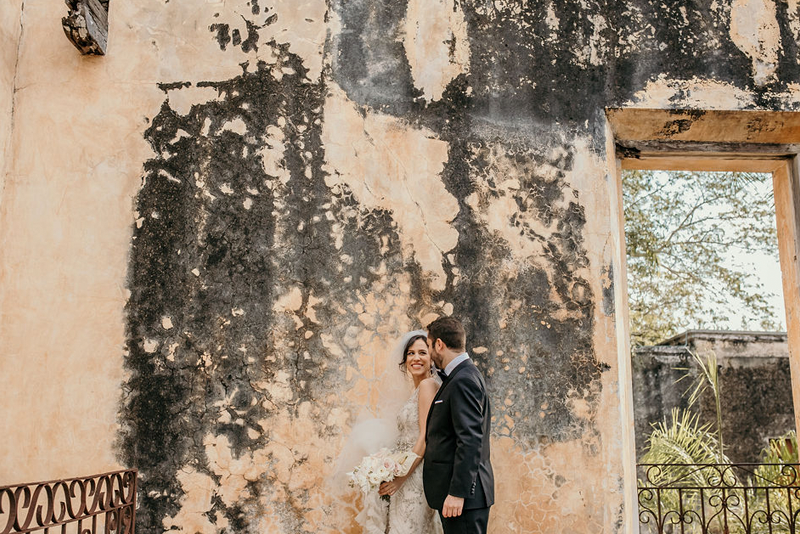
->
[638, 463, 800, 534]
[0, 469, 137, 534]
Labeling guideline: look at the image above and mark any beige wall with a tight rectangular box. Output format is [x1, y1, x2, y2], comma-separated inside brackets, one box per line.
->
[0, 1, 160, 481]
[0, 6, 629, 531]
[1, 0, 24, 206]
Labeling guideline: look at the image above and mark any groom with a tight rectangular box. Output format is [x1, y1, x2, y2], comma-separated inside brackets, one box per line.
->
[423, 317, 494, 534]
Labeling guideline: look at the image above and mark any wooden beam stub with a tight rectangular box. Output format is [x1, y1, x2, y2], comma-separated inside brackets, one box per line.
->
[62, 0, 108, 55]
[616, 139, 800, 156]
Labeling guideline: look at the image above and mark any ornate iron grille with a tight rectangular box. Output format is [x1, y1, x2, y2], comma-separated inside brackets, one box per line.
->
[0, 469, 136, 534]
[638, 463, 800, 534]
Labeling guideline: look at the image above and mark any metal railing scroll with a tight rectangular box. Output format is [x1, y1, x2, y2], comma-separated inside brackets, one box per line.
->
[0, 469, 137, 534]
[638, 463, 800, 534]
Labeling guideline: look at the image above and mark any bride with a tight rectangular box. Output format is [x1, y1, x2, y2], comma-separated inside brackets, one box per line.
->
[341, 330, 443, 534]
[377, 331, 442, 534]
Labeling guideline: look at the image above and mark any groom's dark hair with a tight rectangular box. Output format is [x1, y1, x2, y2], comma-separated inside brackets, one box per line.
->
[427, 316, 466, 351]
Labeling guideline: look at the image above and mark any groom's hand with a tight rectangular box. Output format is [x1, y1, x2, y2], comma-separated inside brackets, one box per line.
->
[442, 495, 464, 518]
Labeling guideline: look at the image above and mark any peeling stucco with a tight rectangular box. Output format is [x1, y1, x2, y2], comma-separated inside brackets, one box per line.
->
[625, 74, 756, 108]
[403, 0, 470, 102]
[322, 83, 458, 291]
[788, 0, 800, 41]
[730, 0, 781, 85]
[120, 2, 615, 527]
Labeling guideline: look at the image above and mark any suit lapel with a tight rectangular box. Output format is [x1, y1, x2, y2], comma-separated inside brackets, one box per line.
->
[425, 359, 473, 431]
[426, 380, 445, 432]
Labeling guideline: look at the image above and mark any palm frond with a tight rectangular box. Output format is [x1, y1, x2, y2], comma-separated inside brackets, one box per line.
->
[642, 408, 731, 487]
[674, 350, 724, 458]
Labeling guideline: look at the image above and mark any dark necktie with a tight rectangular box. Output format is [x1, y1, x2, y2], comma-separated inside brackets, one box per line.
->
[437, 370, 448, 382]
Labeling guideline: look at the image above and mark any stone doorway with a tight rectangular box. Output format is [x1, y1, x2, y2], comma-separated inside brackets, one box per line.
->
[607, 108, 800, 529]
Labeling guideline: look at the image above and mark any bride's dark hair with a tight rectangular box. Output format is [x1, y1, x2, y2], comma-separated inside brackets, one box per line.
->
[399, 334, 428, 373]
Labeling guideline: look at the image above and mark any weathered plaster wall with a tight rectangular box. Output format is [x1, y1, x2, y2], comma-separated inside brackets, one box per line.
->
[0, 1, 164, 481]
[116, 2, 627, 529]
[2, 1, 800, 533]
[0, 0, 24, 206]
[614, 0, 800, 109]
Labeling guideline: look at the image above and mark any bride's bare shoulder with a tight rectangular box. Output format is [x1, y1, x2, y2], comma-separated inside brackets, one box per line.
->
[419, 377, 440, 396]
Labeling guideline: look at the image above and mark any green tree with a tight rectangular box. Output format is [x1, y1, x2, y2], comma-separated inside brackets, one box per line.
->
[623, 170, 782, 346]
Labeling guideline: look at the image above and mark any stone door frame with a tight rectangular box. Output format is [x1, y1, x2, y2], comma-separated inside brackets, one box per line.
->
[606, 108, 800, 533]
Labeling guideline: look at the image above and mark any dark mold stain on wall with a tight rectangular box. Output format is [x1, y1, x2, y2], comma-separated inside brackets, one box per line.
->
[121, 37, 412, 530]
[329, 0, 610, 444]
[328, 0, 422, 116]
[611, 1, 749, 95]
[611, 0, 800, 106]
[448, 138, 603, 444]
[462, 0, 612, 130]
[331, 0, 800, 137]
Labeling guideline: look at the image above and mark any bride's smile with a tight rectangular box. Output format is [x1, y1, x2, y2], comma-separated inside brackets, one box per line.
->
[403, 338, 432, 386]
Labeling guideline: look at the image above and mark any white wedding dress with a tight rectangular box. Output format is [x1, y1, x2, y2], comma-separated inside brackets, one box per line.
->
[385, 387, 443, 534]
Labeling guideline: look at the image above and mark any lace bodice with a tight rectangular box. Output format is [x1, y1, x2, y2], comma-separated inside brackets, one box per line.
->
[387, 386, 442, 534]
[395, 387, 420, 451]
[360, 385, 442, 534]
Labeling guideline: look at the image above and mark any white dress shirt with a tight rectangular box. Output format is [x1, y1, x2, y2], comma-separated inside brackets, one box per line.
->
[444, 352, 470, 376]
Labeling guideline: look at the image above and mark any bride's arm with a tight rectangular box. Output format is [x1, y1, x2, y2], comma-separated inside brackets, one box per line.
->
[378, 378, 439, 496]
[412, 377, 439, 459]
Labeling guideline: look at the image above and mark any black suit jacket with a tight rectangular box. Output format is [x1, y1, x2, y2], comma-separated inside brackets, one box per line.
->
[423, 357, 494, 511]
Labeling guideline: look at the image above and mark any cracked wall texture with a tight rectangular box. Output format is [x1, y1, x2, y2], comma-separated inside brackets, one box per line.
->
[0, 0, 24, 207]
[1, 1, 800, 533]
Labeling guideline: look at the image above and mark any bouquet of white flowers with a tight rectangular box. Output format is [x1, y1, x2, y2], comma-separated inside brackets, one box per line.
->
[347, 448, 419, 497]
